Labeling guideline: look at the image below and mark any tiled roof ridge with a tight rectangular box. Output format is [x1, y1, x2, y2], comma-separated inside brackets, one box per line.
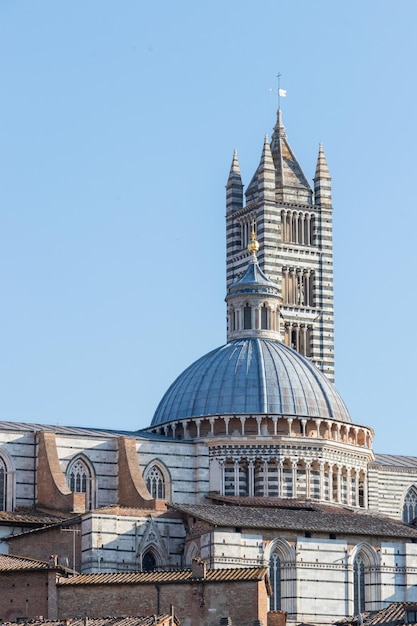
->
[58, 565, 268, 586]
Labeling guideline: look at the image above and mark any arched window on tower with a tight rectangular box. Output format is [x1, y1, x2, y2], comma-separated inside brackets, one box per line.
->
[261, 304, 268, 329]
[403, 487, 417, 522]
[146, 465, 165, 499]
[67, 458, 94, 510]
[243, 304, 252, 329]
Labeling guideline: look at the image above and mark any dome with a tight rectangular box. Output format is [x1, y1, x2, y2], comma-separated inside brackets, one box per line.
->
[151, 338, 351, 426]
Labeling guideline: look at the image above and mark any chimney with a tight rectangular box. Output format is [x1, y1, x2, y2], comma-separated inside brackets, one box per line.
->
[191, 557, 207, 578]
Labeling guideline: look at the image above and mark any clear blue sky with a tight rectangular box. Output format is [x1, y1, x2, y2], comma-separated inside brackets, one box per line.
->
[1, 1, 416, 454]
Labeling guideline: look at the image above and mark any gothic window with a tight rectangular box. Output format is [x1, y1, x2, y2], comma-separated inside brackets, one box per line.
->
[146, 465, 165, 499]
[142, 550, 157, 572]
[403, 487, 417, 522]
[270, 552, 282, 610]
[354, 555, 365, 615]
[67, 458, 94, 510]
[68, 460, 88, 494]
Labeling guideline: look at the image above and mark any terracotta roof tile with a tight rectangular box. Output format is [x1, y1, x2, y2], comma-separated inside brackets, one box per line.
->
[58, 566, 268, 586]
[0, 553, 51, 571]
[2, 616, 178, 626]
[335, 602, 417, 626]
[168, 503, 417, 539]
[0, 508, 71, 526]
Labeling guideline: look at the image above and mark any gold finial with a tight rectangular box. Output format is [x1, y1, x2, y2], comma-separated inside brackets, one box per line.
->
[248, 219, 260, 255]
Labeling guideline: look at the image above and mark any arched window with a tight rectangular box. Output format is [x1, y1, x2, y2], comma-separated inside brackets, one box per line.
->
[0, 458, 7, 511]
[350, 544, 380, 614]
[142, 550, 156, 572]
[243, 304, 252, 329]
[403, 487, 417, 522]
[67, 457, 94, 510]
[261, 304, 268, 329]
[354, 555, 365, 614]
[270, 552, 281, 610]
[146, 465, 165, 499]
[267, 539, 296, 617]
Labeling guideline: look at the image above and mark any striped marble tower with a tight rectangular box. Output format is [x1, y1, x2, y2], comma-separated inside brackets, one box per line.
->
[226, 110, 335, 381]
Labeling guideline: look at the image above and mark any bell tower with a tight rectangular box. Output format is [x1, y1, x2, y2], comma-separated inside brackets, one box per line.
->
[226, 110, 335, 381]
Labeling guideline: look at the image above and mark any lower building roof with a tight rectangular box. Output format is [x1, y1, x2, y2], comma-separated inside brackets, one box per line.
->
[168, 502, 417, 539]
[58, 566, 268, 586]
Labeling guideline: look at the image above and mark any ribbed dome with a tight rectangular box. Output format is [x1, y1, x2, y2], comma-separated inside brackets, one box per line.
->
[151, 338, 350, 426]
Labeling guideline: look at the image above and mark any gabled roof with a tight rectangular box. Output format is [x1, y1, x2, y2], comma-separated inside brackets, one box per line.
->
[168, 502, 417, 539]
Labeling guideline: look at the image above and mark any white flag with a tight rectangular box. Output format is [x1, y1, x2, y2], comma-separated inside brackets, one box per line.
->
[278, 88, 287, 97]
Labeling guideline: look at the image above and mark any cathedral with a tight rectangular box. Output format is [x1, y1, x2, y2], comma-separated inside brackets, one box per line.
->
[1, 108, 417, 626]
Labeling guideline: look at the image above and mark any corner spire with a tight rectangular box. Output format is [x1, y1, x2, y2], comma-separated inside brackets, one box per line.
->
[226, 149, 243, 213]
[314, 143, 332, 206]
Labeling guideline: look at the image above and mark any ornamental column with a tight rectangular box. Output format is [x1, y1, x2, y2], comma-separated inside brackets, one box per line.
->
[292, 460, 298, 498]
[263, 459, 269, 497]
[319, 461, 325, 500]
[306, 461, 312, 499]
[234, 459, 240, 496]
[278, 460, 283, 497]
[220, 459, 225, 496]
[337, 465, 342, 503]
[248, 460, 255, 497]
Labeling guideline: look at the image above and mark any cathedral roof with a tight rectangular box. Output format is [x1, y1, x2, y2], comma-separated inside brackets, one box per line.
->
[151, 338, 350, 426]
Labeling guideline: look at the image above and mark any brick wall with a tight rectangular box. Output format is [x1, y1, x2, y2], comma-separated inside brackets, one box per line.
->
[0, 571, 51, 621]
[57, 578, 269, 626]
[8, 525, 81, 572]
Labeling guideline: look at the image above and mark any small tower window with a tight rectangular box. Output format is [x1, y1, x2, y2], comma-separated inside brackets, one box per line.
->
[261, 304, 268, 329]
[243, 304, 252, 329]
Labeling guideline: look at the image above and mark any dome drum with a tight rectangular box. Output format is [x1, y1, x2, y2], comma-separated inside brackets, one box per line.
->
[147, 412, 373, 450]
